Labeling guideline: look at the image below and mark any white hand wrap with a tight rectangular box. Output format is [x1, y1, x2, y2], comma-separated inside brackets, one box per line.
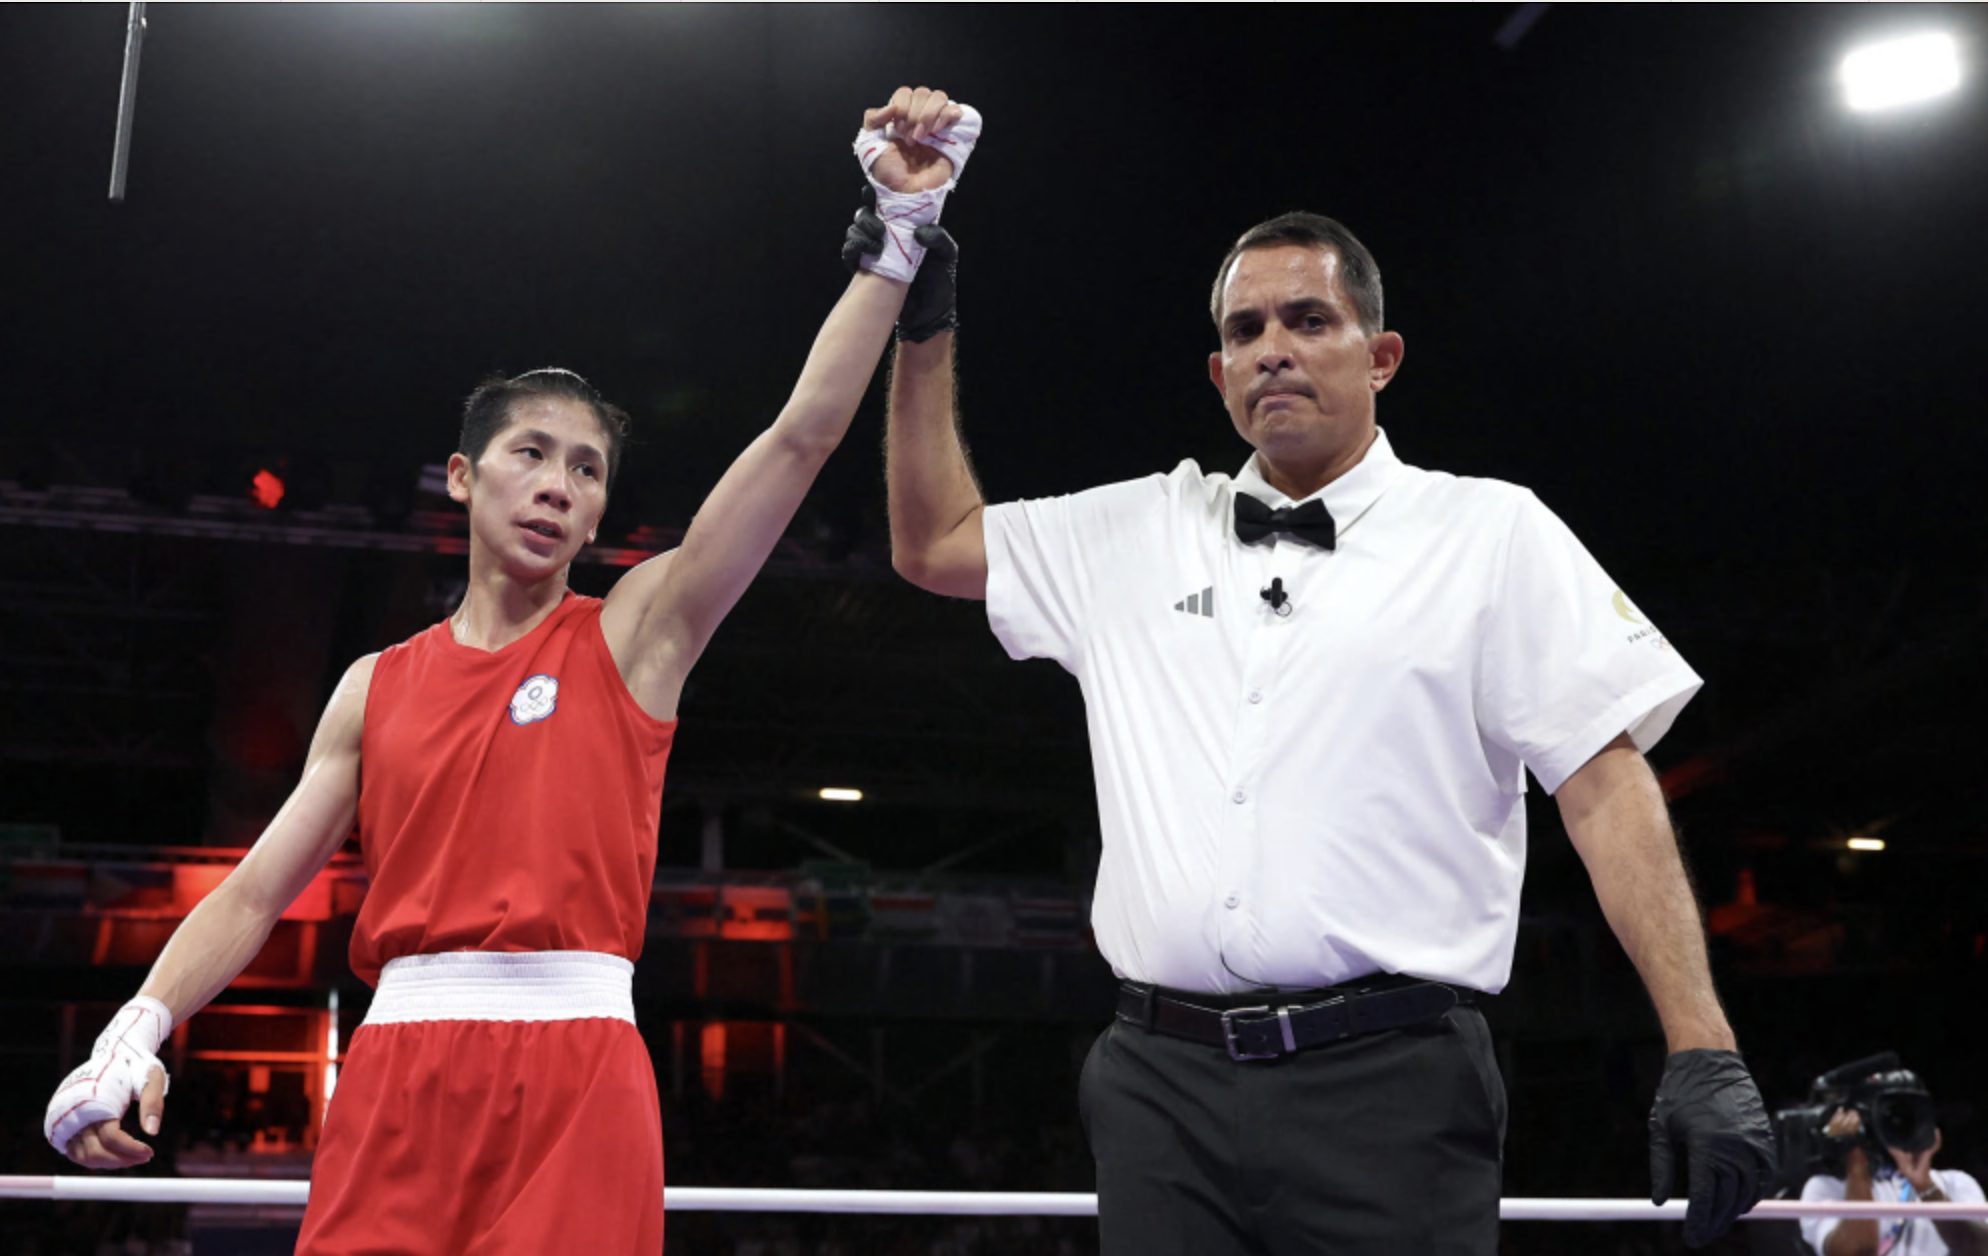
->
[852, 103, 983, 283]
[45, 996, 173, 1153]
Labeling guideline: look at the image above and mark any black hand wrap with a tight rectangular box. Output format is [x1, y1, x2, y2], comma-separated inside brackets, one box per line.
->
[1648, 1049, 1778, 1249]
[897, 223, 957, 344]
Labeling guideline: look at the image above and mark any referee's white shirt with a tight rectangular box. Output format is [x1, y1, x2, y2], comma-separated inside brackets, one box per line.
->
[982, 428, 1702, 995]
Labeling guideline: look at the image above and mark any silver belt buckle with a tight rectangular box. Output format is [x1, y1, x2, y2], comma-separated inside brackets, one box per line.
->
[1220, 1005, 1281, 1061]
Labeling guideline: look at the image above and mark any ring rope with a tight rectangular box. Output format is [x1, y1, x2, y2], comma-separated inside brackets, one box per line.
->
[3, 1178, 1987, 1220]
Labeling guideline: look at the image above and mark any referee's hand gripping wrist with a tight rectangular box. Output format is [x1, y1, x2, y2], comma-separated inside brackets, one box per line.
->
[897, 224, 958, 343]
[1648, 1048, 1777, 1248]
[839, 191, 959, 344]
[45, 995, 173, 1169]
[842, 187, 890, 276]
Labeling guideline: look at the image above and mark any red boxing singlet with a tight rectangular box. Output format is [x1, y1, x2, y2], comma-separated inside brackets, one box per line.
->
[350, 592, 676, 985]
[300, 592, 675, 1256]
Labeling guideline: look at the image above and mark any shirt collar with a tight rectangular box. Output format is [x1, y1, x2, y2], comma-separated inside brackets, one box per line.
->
[1234, 427, 1405, 524]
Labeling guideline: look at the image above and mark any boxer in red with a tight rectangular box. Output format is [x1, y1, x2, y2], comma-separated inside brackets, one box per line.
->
[43, 85, 978, 1254]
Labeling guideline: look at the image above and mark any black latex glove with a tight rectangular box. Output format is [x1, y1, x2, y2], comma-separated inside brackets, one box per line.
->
[1649, 1049, 1777, 1249]
[897, 224, 957, 344]
[841, 188, 887, 274]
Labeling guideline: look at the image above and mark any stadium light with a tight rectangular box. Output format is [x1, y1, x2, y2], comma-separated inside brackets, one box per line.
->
[1841, 33, 1962, 113]
[818, 787, 864, 802]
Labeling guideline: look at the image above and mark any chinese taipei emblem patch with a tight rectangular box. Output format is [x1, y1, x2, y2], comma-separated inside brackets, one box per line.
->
[509, 674, 559, 726]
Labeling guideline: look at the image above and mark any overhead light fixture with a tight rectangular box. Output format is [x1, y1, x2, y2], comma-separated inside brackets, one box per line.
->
[1847, 837, 1886, 852]
[1841, 33, 1962, 113]
[818, 787, 863, 803]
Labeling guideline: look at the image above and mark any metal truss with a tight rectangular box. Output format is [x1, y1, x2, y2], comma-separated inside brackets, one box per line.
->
[8, 479, 1982, 845]
[0, 481, 1092, 815]
[0, 519, 218, 768]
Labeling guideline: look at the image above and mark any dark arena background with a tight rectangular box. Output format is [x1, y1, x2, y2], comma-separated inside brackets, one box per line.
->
[3, 5, 1987, 1254]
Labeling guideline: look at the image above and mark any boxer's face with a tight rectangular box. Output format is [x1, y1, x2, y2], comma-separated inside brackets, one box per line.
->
[1208, 244, 1403, 475]
[447, 397, 609, 580]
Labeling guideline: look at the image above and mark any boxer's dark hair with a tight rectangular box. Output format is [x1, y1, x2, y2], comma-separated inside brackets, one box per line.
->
[459, 369, 632, 494]
[1210, 212, 1385, 336]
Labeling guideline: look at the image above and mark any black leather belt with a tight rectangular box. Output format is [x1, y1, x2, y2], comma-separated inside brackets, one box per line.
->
[1116, 976, 1473, 1062]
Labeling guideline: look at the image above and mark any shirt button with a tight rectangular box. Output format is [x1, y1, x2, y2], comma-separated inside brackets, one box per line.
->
[1224, 893, 1240, 909]
[1248, 690, 1263, 704]
[1232, 789, 1247, 804]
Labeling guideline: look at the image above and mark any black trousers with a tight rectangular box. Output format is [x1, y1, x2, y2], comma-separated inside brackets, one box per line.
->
[1078, 1005, 1506, 1256]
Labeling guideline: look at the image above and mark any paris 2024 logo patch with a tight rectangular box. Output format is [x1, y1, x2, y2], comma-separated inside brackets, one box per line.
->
[509, 674, 560, 726]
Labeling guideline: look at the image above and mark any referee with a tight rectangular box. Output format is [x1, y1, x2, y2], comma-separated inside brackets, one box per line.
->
[880, 210, 1777, 1254]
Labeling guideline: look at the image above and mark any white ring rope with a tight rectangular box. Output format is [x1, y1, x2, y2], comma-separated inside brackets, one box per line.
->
[3, 1178, 1987, 1220]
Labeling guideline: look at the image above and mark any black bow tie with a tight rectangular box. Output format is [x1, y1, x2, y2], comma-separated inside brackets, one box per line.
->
[1234, 493, 1336, 549]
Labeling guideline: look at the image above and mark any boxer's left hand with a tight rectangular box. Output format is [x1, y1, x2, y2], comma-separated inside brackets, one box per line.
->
[862, 86, 966, 194]
[1648, 1049, 1777, 1248]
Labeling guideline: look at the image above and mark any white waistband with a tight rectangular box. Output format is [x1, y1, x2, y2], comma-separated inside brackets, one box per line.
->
[364, 951, 635, 1026]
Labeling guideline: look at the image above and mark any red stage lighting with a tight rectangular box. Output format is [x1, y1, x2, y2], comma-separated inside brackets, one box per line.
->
[250, 468, 286, 509]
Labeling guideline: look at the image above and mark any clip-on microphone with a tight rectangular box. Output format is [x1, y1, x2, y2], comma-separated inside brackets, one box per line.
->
[1260, 577, 1292, 617]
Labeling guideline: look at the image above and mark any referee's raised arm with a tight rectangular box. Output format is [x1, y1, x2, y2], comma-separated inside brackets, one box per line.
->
[886, 316, 989, 600]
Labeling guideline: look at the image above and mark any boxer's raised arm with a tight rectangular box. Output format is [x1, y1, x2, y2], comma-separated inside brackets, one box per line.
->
[603, 86, 982, 708]
[602, 271, 909, 709]
[886, 331, 988, 600]
[50, 655, 372, 1169]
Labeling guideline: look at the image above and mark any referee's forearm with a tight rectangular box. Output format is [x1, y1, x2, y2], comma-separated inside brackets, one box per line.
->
[885, 333, 983, 575]
[1558, 742, 1736, 1053]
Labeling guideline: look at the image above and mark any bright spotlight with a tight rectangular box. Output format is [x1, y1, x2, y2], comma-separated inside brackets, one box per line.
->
[1847, 837, 1886, 852]
[1841, 33, 1962, 113]
[818, 787, 863, 802]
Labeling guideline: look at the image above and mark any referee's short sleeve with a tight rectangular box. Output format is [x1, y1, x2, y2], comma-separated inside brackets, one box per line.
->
[1477, 490, 1703, 794]
[983, 476, 1164, 669]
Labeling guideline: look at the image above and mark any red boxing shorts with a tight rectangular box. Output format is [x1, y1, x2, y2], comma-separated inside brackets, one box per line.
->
[297, 953, 664, 1256]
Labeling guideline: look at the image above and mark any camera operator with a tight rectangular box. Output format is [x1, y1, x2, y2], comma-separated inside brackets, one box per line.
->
[1801, 1108, 1987, 1256]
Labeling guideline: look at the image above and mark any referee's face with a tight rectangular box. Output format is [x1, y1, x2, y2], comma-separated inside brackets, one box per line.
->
[1209, 245, 1405, 492]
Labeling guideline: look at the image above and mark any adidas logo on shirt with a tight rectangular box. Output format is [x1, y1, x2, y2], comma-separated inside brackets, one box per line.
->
[1173, 586, 1214, 618]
